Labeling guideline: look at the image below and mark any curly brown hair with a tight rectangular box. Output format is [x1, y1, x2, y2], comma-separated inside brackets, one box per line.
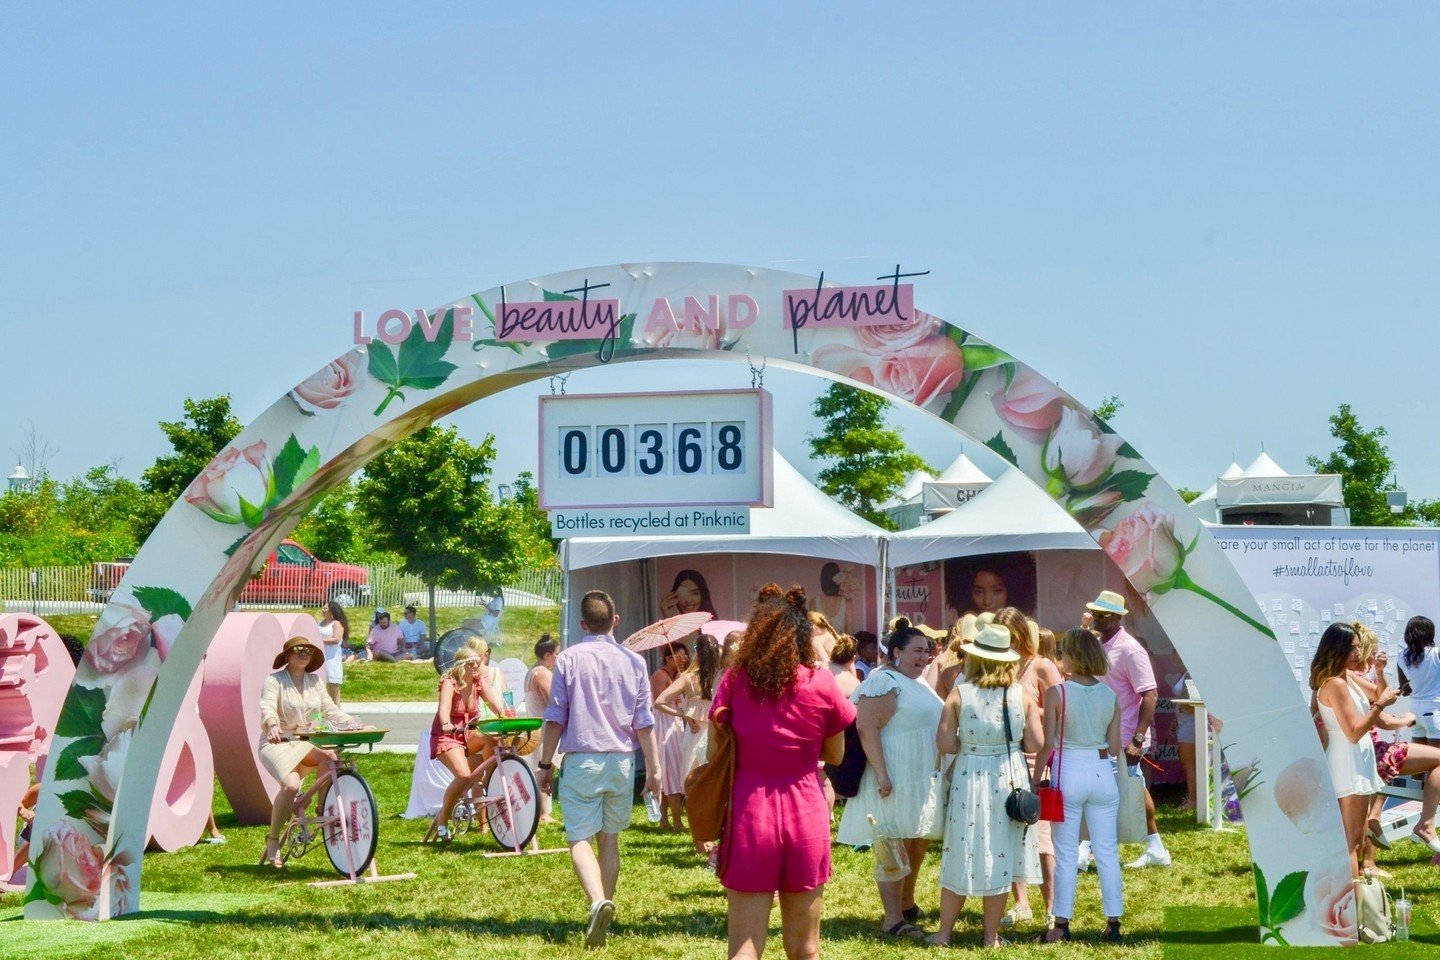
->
[732, 583, 812, 699]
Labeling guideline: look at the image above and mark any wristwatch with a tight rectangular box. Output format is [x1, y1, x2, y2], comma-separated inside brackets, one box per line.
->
[538, 760, 553, 770]
[1131, 733, 1145, 746]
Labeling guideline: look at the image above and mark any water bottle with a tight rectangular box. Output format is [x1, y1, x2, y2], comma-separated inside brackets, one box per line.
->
[644, 791, 663, 823]
[1395, 890, 1411, 942]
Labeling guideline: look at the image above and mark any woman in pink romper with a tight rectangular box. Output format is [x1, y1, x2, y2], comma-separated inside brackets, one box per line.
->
[710, 585, 856, 960]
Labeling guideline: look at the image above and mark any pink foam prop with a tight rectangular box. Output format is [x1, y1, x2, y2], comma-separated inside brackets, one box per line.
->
[0, 615, 74, 886]
[145, 669, 213, 852]
[198, 612, 317, 824]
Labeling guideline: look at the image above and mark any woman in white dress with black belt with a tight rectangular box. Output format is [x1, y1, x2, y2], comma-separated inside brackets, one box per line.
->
[1309, 622, 1395, 878]
[317, 601, 348, 703]
[932, 623, 1043, 949]
[836, 621, 944, 940]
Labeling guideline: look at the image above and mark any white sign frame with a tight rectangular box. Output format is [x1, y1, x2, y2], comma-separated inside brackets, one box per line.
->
[538, 389, 773, 510]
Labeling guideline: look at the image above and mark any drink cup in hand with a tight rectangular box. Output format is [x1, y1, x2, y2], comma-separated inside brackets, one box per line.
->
[644, 791, 663, 823]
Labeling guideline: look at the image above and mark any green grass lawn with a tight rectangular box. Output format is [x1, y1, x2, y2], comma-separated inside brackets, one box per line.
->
[5, 760, 1438, 959]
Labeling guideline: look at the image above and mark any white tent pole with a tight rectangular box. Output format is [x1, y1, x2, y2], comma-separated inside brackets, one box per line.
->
[559, 539, 571, 646]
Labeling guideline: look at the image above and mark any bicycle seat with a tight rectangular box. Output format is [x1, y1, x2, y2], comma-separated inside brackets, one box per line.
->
[473, 717, 543, 736]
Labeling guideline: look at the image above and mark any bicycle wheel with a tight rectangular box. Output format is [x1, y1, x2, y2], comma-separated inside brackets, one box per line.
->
[322, 770, 379, 876]
[484, 755, 540, 851]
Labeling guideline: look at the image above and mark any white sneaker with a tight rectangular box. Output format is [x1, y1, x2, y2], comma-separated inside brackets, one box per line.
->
[585, 899, 616, 948]
[1126, 848, 1172, 869]
[999, 905, 1033, 928]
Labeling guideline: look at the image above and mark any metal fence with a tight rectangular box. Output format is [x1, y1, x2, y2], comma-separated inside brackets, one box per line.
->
[0, 562, 562, 616]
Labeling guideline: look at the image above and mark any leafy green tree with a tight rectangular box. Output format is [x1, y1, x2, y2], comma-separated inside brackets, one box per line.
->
[1307, 403, 1404, 527]
[289, 480, 400, 565]
[0, 470, 145, 566]
[136, 395, 242, 541]
[355, 426, 552, 637]
[1094, 394, 1125, 422]
[1176, 487, 1202, 504]
[507, 471, 559, 560]
[807, 383, 931, 530]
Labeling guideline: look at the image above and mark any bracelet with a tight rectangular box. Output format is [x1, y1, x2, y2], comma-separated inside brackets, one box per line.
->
[538, 760, 553, 770]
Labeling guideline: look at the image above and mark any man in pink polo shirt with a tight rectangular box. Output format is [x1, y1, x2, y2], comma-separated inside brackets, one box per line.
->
[1087, 589, 1171, 869]
[537, 590, 661, 949]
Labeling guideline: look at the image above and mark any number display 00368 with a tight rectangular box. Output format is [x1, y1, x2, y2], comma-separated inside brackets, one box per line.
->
[538, 389, 772, 511]
[558, 421, 746, 478]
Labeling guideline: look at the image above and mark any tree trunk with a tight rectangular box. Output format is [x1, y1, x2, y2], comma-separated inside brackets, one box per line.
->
[428, 581, 438, 648]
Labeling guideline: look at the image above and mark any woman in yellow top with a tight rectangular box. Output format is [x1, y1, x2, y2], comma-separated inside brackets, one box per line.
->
[258, 635, 364, 868]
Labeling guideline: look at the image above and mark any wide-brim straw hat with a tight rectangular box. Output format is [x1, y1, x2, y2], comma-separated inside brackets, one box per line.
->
[914, 622, 948, 641]
[1086, 590, 1129, 616]
[273, 635, 325, 672]
[960, 623, 1020, 663]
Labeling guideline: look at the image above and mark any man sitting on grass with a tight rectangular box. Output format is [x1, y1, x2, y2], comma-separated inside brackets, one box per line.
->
[400, 605, 430, 660]
[366, 609, 410, 662]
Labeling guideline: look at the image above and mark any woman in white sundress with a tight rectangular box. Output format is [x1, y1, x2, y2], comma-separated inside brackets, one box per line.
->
[655, 633, 724, 780]
[836, 621, 944, 940]
[932, 623, 1043, 949]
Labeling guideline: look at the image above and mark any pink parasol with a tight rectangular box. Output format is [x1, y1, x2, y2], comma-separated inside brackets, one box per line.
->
[623, 612, 713, 653]
[700, 619, 747, 643]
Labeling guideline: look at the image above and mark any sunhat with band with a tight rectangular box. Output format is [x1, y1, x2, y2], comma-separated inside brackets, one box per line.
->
[960, 623, 1019, 663]
[1086, 590, 1129, 616]
[272, 635, 325, 672]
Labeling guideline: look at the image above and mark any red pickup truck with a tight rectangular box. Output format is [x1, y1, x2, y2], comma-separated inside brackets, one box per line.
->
[92, 539, 371, 608]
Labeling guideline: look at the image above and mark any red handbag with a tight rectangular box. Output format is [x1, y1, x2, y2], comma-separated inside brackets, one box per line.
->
[1038, 683, 1066, 822]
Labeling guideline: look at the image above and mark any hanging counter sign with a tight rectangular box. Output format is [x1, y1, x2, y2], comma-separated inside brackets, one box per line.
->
[540, 389, 772, 536]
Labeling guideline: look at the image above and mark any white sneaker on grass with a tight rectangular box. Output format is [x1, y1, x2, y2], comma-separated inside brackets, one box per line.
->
[1125, 848, 1172, 869]
[586, 899, 616, 948]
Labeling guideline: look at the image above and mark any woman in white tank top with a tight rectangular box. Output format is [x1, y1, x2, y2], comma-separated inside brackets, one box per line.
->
[1309, 622, 1396, 879]
[1033, 628, 1124, 943]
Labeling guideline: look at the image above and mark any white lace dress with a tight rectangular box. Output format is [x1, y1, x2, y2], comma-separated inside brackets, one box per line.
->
[837, 668, 945, 844]
[939, 681, 1041, 896]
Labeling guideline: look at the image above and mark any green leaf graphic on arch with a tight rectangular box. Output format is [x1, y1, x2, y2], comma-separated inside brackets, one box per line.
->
[219, 434, 321, 555]
[1254, 864, 1307, 946]
[369, 308, 460, 415]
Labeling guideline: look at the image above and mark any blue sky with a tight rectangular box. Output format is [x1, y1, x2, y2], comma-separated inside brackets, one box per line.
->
[4, 5, 1439, 498]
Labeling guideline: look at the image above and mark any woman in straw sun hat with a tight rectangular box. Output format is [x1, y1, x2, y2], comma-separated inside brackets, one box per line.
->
[258, 634, 365, 867]
[932, 623, 1043, 949]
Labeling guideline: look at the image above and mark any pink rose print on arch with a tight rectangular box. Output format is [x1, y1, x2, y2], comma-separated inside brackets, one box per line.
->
[993, 366, 1067, 436]
[289, 350, 362, 416]
[852, 308, 943, 354]
[1097, 503, 1273, 637]
[82, 587, 189, 676]
[813, 330, 965, 410]
[187, 434, 321, 554]
[29, 820, 104, 919]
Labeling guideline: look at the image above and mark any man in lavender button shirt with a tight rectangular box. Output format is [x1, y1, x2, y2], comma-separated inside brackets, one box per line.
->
[537, 590, 660, 949]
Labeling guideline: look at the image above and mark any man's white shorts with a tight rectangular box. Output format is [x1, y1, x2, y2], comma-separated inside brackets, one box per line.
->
[559, 752, 634, 842]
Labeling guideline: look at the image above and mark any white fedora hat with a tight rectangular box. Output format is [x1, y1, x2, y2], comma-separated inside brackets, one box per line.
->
[961, 623, 1019, 663]
[1086, 590, 1129, 616]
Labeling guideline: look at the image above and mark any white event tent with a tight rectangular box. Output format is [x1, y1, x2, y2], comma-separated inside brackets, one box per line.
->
[560, 453, 888, 640]
[1190, 452, 1345, 526]
[888, 468, 1098, 567]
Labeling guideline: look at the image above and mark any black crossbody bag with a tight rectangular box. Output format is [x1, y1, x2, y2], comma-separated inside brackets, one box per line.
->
[1002, 686, 1041, 825]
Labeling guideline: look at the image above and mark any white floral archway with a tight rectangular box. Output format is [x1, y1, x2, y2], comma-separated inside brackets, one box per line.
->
[30, 263, 1352, 945]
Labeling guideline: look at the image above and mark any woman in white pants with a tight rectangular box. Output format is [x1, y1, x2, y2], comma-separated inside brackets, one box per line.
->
[1033, 628, 1124, 943]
